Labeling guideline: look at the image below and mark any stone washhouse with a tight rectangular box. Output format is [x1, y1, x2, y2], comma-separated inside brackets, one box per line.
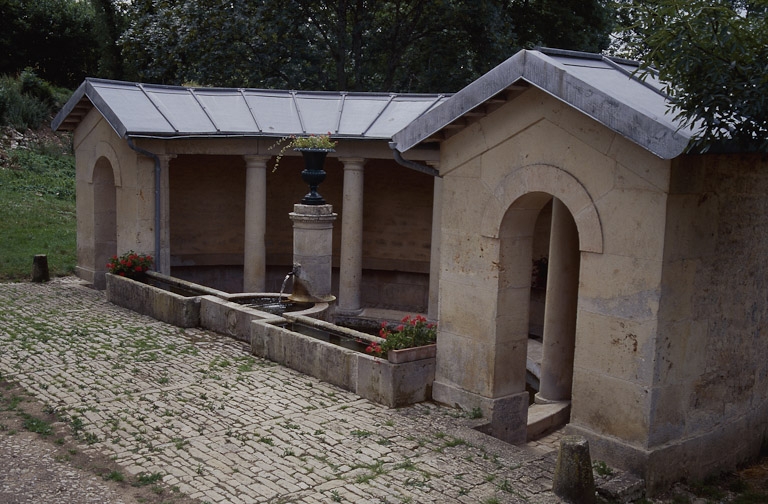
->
[53, 48, 768, 493]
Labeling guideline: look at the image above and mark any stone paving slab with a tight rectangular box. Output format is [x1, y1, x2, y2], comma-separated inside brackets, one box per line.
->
[0, 278, 566, 503]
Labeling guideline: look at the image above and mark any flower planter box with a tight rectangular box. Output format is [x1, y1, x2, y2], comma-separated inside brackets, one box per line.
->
[357, 352, 435, 407]
[387, 344, 436, 364]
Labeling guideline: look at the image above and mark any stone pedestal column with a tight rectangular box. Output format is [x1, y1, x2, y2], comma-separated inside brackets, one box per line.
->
[536, 197, 580, 403]
[158, 154, 175, 275]
[243, 155, 270, 292]
[338, 158, 366, 314]
[289, 204, 337, 302]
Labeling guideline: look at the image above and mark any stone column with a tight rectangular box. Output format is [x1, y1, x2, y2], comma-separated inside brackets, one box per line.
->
[158, 154, 175, 275]
[289, 204, 337, 302]
[337, 158, 366, 314]
[428, 166, 442, 321]
[243, 155, 270, 292]
[536, 197, 580, 403]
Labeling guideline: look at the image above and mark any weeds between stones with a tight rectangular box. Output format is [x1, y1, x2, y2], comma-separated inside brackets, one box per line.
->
[0, 380, 196, 503]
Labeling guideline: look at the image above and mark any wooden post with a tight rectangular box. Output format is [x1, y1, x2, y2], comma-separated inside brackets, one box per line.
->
[32, 254, 50, 282]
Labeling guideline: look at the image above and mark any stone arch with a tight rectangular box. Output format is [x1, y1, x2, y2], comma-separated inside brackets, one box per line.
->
[86, 141, 122, 187]
[483, 164, 592, 442]
[91, 156, 117, 289]
[481, 164, 602, 253]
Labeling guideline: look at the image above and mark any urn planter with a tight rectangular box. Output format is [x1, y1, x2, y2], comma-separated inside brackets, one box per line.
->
[297, 148, 333, 205]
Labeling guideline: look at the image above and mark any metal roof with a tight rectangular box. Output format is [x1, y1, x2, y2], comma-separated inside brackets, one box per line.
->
[52, 78, 449, 141]
[391, 48, 693, 159]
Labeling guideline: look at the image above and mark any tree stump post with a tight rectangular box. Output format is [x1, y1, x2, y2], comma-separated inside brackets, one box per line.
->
[32, 254, 50, 283]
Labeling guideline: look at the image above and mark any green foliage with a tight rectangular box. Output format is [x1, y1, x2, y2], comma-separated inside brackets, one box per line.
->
[614, 0, 768, 152]
[592, 460, 614, 476]
[0, 75, 49, 130]
[469, 407, 483, 419]
[512, 0, 614, 52]
[134, 471, 163, 486]
[103, 471, 125, 482]
[0, 70, 71, 130]
[366, 315, 437, 357]
[0, 0, 99, 88]
[91, 0, 129, 80]
[268, 134, 337, 172]
[0, 139, 76, 280]
[22, 413, 53, 435]
[3, 142, 75, 200]
[118, 0, 614, 92]
[18, 69, 56, 109]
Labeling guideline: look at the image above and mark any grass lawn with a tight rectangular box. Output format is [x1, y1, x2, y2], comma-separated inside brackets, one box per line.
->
[0, 137, 76, 280]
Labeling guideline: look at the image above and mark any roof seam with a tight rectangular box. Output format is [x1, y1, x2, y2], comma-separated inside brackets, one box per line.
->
[137, 83, 178, 133]
[239, 89, 263, 133]
[291, 91, 307, 134]
[600, 56, 670, 100]
[361, 94, 396, 136]
[335, 93, 346, 135]
[189, 89, 221, 132]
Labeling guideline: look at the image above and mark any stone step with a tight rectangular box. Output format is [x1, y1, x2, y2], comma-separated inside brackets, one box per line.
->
[527, 400, 571, 441]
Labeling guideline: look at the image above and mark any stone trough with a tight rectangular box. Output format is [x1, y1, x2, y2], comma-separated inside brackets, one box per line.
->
[251, 315, 436, 408]
[105, 272, 435, 408]
[106, 271, 206, 327]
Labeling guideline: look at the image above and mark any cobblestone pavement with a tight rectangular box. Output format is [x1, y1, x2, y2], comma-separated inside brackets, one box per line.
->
[0, 277, 565, 504]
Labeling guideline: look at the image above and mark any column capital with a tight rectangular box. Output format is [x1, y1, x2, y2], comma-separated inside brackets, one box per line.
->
[339, 157, 367, 171]
[157, 154, 177, 166]
[243, 155, 271, 168]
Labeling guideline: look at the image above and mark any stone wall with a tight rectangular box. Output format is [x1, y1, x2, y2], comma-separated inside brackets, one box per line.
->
[433, 86, 674, 459]
[73, 110, 156, 288]
[165, 152, 434, 306]
[645, 153, 768, 489]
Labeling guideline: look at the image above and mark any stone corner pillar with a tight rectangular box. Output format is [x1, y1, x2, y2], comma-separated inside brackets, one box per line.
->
[243, 155, 270, 292]
[428, 164, 442, 321]
[158, 154, 176, 276]
[289, 203, 337, 302]
[337, 157, 366, 314]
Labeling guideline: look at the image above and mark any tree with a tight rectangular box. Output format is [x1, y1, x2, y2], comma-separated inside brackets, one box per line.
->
[0, 0, 99, 88]
[615, 0, 768, 152]
[118, 0, 615, 93]
[91, 0, 129, 80]
[513, 0, 614, 52]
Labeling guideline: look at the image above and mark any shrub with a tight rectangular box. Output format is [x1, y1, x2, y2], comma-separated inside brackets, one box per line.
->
[19, 68, 56, 108]
[0, 70, 71, 130]
[0, 73, 49, 129]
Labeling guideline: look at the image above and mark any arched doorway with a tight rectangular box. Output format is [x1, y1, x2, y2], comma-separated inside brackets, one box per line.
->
[497, 193, 579, 439]
[92, 157, 117, 289]
[455, 164, 603, 443]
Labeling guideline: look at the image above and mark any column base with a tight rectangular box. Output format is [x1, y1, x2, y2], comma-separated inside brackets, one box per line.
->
[432, 380, 529, 444]
[76, 265, 104, 289]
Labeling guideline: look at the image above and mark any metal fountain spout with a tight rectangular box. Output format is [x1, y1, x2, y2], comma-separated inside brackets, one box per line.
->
[279, 269, 296, 303]
[288, 262, 335, 303]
